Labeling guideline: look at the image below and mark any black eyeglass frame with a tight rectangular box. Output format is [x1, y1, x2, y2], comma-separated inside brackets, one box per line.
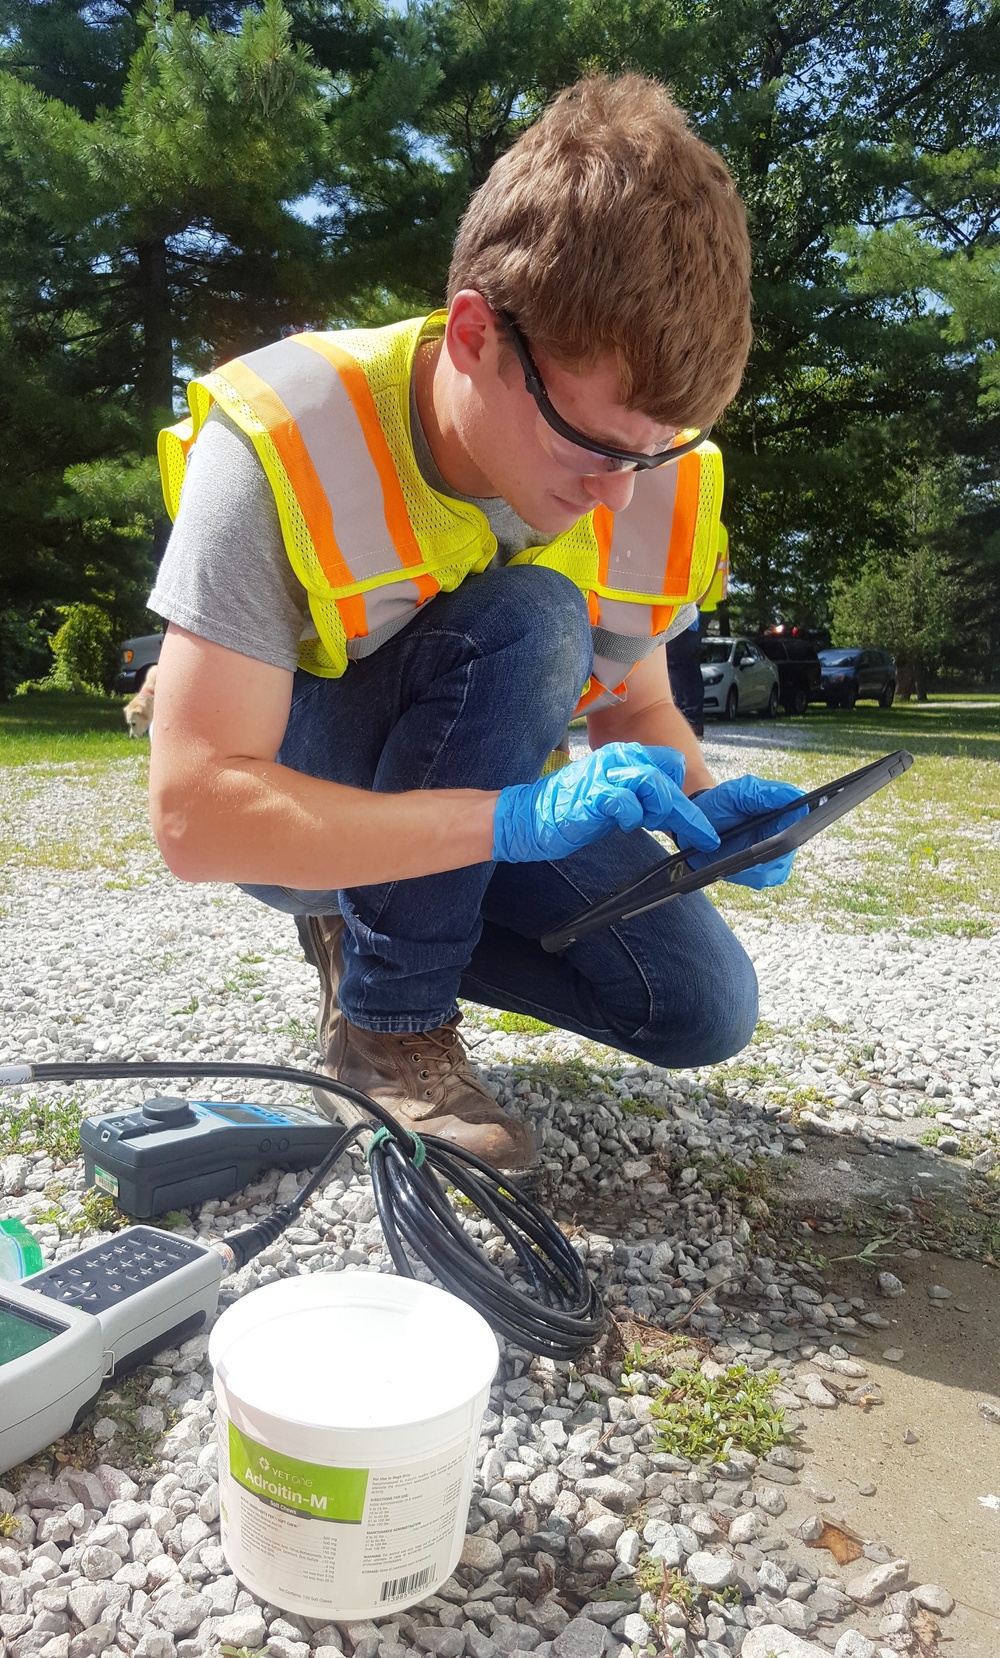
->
[498, 310, 711, 471]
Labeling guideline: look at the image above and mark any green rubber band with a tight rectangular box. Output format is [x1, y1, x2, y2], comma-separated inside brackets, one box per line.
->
[366, 1125, 426, 1169]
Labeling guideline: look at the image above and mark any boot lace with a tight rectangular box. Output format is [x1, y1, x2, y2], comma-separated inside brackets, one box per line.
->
[398, 1024, 478, 1097]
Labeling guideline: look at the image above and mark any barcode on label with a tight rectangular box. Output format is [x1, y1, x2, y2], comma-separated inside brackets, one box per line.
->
[379, 1563, 434, 1602]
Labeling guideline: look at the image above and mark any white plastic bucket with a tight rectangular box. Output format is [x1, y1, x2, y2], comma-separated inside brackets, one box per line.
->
[209, 1272, 499, 1619]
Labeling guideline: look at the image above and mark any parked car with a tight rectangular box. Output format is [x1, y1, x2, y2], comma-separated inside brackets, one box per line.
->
[700, 637, 780, 721]
[115, 632, 162, 694]
[819, 647, 896, 708]
[752, 634, 823, 715]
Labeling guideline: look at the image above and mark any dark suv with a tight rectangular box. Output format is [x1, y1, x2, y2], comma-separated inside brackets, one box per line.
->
[819, 647, 896, 709]
[752, 635, 823, 715]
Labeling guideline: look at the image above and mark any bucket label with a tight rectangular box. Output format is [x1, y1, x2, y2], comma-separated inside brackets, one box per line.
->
[227, 1422, 368, 1523]
[218, 1414, 481, 1620]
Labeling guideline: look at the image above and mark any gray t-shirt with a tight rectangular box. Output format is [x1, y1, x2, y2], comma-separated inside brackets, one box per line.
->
[149, 381, 554, 672]
[149, 370, 695, 669]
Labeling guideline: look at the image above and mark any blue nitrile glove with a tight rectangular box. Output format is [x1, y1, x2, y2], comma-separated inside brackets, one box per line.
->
[492, 742, 721, 864]
[684, 775, 808, 888]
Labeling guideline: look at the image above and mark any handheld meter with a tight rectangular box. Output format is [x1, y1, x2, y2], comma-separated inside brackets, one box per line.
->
[81, 1096, 344, 1218]
[0, 1224, 223, 1474]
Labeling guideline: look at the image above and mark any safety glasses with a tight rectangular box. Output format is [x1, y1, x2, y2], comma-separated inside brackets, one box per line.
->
[498, 310, 710, 475]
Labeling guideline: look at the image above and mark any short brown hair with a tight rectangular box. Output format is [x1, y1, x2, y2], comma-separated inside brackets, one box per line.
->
[447, 74, 752, 429]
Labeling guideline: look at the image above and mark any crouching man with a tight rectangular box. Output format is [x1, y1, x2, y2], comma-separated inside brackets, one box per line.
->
[148, 75, 802, 1171]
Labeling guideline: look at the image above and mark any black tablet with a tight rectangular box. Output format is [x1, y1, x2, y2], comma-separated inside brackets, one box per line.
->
[540, 749, 914, 952]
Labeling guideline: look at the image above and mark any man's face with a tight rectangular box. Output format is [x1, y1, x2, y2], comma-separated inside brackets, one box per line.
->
[448, 307, 682, 534]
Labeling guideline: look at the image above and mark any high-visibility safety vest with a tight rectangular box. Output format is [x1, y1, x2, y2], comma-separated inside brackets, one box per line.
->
[700, 523, 730, 614]
[158, 312, 723, 714]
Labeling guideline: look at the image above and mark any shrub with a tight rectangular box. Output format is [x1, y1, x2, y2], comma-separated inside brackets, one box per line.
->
[15, 603, 117, 695]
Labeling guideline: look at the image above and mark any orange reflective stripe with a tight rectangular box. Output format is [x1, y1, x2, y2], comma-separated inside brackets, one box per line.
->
[662, 453, 701, 593]
[338, 593, 368, 639]
[296, 335, 437, 606]
[221, 357, 355, 593]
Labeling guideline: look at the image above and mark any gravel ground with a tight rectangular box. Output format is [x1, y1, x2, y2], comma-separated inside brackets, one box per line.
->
[0, 732, 996, 1658]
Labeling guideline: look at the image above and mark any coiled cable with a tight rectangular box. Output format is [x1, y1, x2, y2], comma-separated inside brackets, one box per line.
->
[7, 1059, 605, 1360]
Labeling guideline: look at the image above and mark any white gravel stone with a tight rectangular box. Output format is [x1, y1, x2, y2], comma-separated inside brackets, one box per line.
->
[877, 1273, 905, 1298]
[460, 1536, 504, 1573]
[833, 1636, 878, 1658]
[149, 1589, 212, 1635]
[727, 1510, 760, 1544]
[614, 1528, 641, 1568]
[911, 1583, 955, 1615]
[741, 1629, 829, 1658]
[79, 1545, 122, 1581]
[687, 1550, 737, 1590]
[133, 1636, 177, 1658]
[551, 1618, 610, 1658]
[578, 1512, 624, 1550]
[574, 1477, 637, 1515]
[847, 1560, 910, 1605]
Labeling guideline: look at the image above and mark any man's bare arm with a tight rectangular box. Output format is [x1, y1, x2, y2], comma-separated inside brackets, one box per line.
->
[149, 626, 499, 886]
[585, 647, 715, 794]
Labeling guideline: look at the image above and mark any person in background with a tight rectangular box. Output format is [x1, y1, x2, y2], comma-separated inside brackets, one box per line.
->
[664, 612, 705, 738]
[699, 522, 731, 638]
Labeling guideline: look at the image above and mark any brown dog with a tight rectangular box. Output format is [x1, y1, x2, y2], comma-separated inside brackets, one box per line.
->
[124, 664, 157, 738]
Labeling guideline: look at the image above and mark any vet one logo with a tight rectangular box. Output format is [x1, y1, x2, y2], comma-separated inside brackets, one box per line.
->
[256, 1454, 313, 1489]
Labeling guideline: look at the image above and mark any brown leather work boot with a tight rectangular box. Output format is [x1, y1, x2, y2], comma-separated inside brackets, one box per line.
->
[328, 1013, 536, 1172]
[295, 915, 535, 1171]
[295, 913, 345, 1054]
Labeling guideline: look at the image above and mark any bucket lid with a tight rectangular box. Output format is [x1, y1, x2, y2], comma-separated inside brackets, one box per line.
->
[210, 1272, 499, 1432]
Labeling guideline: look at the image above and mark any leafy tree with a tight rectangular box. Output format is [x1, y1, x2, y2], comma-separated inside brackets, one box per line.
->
[831, 462, 971, 698]
[832, 546, 960, 700]
[401, 0, 1000, 641]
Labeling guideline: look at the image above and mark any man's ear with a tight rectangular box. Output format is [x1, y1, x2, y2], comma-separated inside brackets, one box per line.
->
[445, 290, 502, 385]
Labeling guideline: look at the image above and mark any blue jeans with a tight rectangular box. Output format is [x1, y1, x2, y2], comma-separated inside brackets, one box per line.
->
[241, 565, 757, 1067]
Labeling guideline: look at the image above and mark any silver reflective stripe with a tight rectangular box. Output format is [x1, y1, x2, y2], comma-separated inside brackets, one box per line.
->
[605, 467, 679, 593]
[346, 600, 426, 657]
[591, 653, 631, 694]
[243, 338, 400, 585]
[590, 626, 664, 665]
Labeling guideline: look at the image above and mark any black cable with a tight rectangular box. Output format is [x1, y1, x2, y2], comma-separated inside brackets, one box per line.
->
[10, 1059, 605, 1359]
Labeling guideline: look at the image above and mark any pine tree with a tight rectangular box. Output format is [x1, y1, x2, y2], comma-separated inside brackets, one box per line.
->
[0, 0, 337, 688]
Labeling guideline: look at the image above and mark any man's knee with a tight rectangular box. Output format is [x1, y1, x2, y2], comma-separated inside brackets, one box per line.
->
[639, 933, 759, 1069]
[492, 567, 592, 697]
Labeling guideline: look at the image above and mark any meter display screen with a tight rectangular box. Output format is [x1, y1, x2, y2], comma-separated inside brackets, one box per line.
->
[200, 1103, 283, 1125]
[0, 1302, 62, 1368]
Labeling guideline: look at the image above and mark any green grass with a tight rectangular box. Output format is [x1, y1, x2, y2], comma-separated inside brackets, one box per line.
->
[780, 695, 1000, 762]
[709, 700, 1000, 936]
[0, 690, 138, 764]
[3, 690, 996, 935]
[6, 1368, 180, 1484]
[0, 1096, 86, 1163]
[0, 751, 156, 895]
[479, 1010, 555, 1035]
